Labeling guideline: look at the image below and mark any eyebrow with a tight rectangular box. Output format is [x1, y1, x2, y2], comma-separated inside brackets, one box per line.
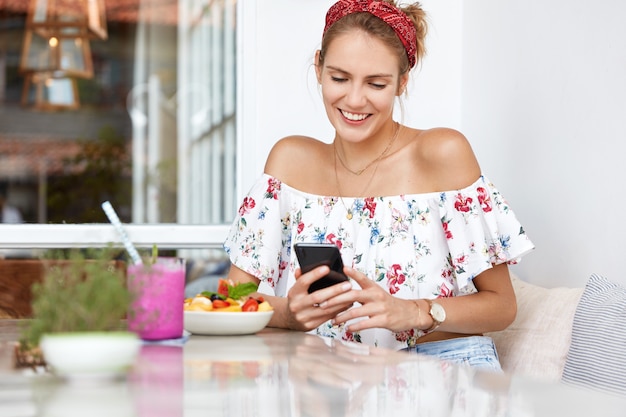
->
[326, 65, 394, 79]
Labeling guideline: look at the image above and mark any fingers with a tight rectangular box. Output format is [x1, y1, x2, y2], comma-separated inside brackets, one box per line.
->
[295, 264, 353, 306]
[309, 281, 353, 306]
[294, 265, 330, 291]
[289, 301, 350, 332]
[342, 266, 371, 289]
[287, 265, 355, 331]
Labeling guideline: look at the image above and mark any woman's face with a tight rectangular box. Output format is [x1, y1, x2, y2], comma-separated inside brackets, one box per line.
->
[316, 30, 407, 144]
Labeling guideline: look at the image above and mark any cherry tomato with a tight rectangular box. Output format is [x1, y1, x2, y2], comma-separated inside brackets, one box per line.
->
[242, 298, 259, 312]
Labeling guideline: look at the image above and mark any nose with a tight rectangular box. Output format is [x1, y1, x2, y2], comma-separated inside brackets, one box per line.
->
[344, 83, 366, 108]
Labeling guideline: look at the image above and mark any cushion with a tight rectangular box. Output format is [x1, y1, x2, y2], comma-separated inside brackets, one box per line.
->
[486, 274, 583, 381]
[562, 273, 626, 395]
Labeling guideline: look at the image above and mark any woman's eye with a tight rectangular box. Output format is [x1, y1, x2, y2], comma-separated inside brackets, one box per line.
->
[331, 76, 347, 83]
[370, 83, 387, 89]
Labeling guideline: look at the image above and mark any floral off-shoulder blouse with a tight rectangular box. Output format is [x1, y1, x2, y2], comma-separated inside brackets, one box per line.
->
[224, 174, 534, 350]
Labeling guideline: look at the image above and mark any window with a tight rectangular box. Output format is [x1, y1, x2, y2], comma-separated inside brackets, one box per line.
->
[0, 0, 250, 255]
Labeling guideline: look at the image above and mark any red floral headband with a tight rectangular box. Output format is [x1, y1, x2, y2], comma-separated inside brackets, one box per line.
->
[323, 0, 418, 68]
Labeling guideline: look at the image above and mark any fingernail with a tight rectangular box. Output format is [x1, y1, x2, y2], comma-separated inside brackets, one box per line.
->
[341, 283, 352, 291]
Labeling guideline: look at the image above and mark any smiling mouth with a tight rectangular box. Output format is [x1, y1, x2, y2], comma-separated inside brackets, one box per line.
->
[340, 109, 370, 122]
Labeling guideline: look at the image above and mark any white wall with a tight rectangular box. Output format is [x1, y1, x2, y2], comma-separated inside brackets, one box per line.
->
[462, 0, 626, 287]
[243, 0, 626, 288]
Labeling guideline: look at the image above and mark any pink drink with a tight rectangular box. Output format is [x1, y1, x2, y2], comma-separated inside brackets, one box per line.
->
[128, 258, 185, 340]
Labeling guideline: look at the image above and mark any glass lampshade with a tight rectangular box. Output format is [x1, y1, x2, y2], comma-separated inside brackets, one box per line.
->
[21, 72, 80, 111]
[27, 0, 108, 40]
[20, 29, 94, 78]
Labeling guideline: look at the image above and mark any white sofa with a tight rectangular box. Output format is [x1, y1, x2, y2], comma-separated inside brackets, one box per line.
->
[486, 274, 583, 381]
[487, 273, 626, 397]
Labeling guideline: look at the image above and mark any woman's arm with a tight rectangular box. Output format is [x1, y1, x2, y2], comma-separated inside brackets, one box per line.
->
[330, 263, 516, 337]
[417, 263, 517, 335]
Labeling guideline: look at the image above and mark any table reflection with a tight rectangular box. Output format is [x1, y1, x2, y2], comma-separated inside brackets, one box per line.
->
[182, 330, 524, 417]
[131, 345, 183, 417]
[33, 378, 135, 417]
[1, 327, 625, 417]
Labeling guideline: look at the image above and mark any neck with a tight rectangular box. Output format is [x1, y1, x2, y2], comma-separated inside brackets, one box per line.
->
[334, 122, 400, 176]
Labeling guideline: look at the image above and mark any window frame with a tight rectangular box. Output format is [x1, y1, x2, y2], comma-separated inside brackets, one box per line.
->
[0, 224, 229, 249]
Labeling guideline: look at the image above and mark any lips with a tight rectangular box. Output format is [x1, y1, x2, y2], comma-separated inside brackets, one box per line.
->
[340, 109, 370, 122]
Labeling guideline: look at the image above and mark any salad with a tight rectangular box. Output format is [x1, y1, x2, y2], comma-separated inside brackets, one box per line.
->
[184, 278, 272, 313]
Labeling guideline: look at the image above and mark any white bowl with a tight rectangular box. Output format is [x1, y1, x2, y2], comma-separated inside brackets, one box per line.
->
[184, 310, 274, 336]
[40, 332, 141, 380]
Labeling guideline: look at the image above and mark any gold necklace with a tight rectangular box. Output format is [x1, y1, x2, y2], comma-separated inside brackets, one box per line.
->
[334, 122, 400, 176]
[334, 127, 397, 220]
[334, 150, 378, 220]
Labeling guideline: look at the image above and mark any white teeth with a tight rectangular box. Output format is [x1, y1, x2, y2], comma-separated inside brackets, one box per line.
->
[341, 110, 369, 121]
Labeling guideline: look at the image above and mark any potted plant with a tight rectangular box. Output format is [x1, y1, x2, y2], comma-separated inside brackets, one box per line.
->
[18, 248, 141, 379]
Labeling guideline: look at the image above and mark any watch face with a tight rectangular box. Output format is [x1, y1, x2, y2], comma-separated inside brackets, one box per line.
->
[430, 302, 446, 323]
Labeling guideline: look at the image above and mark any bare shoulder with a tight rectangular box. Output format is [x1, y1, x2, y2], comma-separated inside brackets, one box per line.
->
[264, 135, 332, 184]
[414, 127, 481, 189]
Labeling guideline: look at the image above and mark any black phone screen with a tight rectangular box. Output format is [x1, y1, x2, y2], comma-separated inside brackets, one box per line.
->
[293, 243, 349, 293]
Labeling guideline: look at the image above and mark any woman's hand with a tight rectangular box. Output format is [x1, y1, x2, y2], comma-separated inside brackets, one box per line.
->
[284, 265, 354, 331]
[328, 266, 422, 333]
[226, 264, 354, 332]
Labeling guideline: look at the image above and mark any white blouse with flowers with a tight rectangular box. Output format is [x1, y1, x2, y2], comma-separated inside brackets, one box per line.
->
[224, 173, 534, 351]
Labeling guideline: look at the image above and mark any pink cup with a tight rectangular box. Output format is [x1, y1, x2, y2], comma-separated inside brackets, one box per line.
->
[128, 258, 185, 341]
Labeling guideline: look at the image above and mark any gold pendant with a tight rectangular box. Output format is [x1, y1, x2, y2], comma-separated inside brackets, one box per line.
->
[346, 211, 353, 220]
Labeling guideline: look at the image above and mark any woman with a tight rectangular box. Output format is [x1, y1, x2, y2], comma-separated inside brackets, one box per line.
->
[224, 0, 534, 371]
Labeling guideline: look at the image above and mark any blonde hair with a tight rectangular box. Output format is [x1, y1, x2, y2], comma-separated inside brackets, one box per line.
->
[319, 1, 428, 76]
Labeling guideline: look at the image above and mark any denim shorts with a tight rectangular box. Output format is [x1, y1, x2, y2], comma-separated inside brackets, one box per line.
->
[402, 336, 502, 373]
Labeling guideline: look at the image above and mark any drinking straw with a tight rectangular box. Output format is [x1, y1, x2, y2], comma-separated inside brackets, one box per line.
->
[101, 201, 143, 265]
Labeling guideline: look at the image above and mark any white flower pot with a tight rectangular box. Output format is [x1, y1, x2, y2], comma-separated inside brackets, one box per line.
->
[40, 331, 141, 380]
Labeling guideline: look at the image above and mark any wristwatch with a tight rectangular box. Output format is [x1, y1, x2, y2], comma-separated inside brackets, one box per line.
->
[426, 299, 446, 332]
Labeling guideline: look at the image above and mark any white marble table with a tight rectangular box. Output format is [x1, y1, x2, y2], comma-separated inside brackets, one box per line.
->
[1, 322, 625, 416]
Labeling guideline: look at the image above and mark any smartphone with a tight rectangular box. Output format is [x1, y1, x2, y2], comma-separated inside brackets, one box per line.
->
[293, 243, 349, 294]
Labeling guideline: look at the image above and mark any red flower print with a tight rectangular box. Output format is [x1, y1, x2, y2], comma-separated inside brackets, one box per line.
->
[439, 284, 452, 298]
[238, 197, 255, 216]
[326, 234, 342, 249]
[266, 177, 281, 199]
[343, 331, 357, 343]
[279, 260, 288, 273]
[442, 221, 453, 240]
[364, 197, 377, 218]
[395, 328, 416, 343]
[441, 267, 453, 279]
[297, 221, 304, 234]
[477, 187, 492, 213]
[387, 264, 406, 294]
[454, 193, 473, 213]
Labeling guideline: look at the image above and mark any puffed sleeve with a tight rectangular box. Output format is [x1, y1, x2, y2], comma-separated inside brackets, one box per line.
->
[437, 176, 534, 291]
[223, 174, 290, 289]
